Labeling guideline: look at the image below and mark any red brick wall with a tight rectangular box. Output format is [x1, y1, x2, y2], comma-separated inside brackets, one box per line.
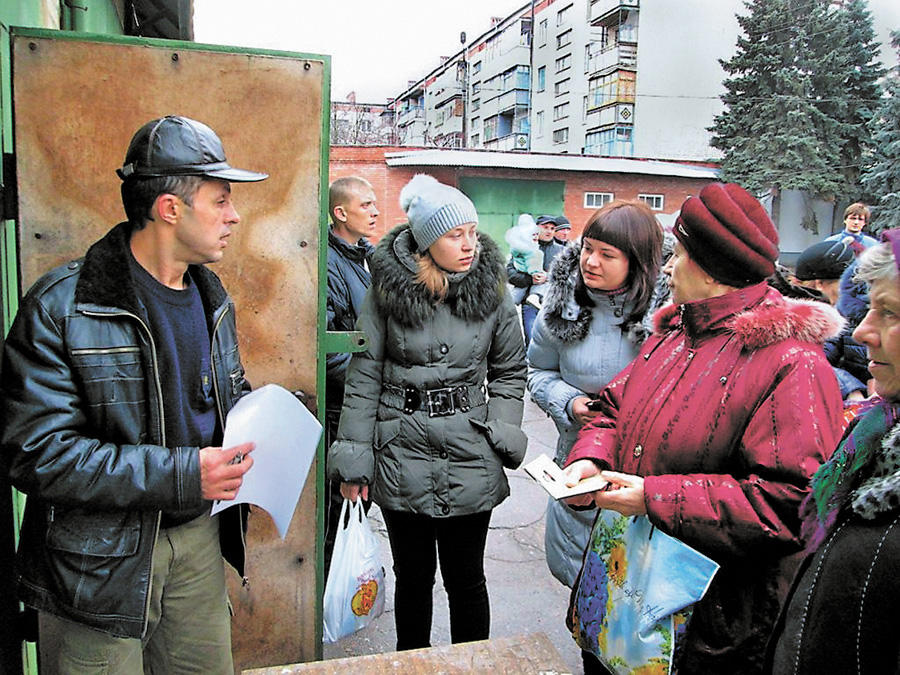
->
[328, 147, 718, 243]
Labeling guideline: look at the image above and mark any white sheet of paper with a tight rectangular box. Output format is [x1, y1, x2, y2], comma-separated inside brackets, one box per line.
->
[210, 384, 321, 539]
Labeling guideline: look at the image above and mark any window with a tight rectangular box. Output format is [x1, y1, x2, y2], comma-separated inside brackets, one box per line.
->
[471, 117, 480, 129]
[538, 19, 547, 45]
[557, 4, 572, 25]
[472, 82, 481, 95]
[471, 98, 480, 111]
[472, 61, 482, 75]
[557, 29, 572, 49]
[535, 111, 545, 136]
[639, 194, 665, 210]
[471, 134, 480, 146]
[484, 116, 499, 142]
[584, 44, 592, 73]
[552, 127, 569, 144]
[583, 95, 589, 120]
[584, 192, 614, 208]
[555, 53, 572, 74]
[554, 78, 570, 96]
[553, 102, 570, 121]
[588, 70, 636, 108]
[585, 126, 634, 156]
[537, 66, 546, 92]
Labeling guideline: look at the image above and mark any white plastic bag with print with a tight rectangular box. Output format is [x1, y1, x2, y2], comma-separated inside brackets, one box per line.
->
[322, 499, 386, 643]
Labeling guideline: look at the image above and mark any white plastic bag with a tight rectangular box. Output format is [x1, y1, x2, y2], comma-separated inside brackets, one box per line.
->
[322, 499, 386, 643]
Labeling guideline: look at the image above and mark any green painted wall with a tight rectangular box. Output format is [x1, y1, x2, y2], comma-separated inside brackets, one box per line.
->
[458, 176, 565, 256]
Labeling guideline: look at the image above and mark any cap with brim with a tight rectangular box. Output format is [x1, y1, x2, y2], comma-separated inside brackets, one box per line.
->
[117, 116, 267, 183]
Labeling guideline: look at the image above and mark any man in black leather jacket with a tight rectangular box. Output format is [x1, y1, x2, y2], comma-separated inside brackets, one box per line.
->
[0, 116, 266, 673]
[324, 176, 377, 575]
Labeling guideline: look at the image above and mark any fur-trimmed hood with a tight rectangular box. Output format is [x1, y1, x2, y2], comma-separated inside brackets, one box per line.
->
[653, 282, 845, 350]
[370, 224, 507, 328]
[541, 241, 643, 344]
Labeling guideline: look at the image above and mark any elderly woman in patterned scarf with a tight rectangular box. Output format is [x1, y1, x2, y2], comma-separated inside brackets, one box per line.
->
[767, 230, 900, 675]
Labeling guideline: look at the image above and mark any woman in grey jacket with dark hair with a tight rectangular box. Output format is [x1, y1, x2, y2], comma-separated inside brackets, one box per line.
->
[328, 174, 527, 651]
[526, 200, 663, 674]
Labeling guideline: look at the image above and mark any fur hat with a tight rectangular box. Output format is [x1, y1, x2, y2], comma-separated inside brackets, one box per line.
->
[400, 174, 478, 250]
[795, 239, 854, 281]
[674, 182, 779, 287]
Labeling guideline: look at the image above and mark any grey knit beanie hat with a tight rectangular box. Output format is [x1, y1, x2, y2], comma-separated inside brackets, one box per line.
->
[400, 174, 478, 250]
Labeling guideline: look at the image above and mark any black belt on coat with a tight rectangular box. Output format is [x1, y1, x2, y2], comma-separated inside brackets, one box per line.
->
[381, 383, 487, 417]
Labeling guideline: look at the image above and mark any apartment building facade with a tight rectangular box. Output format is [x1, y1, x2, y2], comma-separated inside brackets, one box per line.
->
[388, 0, 749, 161]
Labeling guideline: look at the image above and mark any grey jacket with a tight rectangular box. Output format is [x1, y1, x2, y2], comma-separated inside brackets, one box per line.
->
[526, 242, 644, 587]
[0, 223, 248, 638]
[328, 225, 527, 516]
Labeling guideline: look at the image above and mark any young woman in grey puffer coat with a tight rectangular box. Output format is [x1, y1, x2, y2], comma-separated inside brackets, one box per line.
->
[328, 174, 527, 651]
[526, 201, 664, 674]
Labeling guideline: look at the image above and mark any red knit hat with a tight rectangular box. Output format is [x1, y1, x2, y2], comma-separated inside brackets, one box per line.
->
[674, 182, 779, 287]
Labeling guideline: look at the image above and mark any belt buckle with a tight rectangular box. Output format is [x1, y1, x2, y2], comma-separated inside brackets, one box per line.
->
[426, 387, 455, 417]
[403, 387, 421, 414]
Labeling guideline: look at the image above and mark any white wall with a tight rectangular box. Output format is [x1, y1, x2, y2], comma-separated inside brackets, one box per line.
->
[632, 0, 742, 161]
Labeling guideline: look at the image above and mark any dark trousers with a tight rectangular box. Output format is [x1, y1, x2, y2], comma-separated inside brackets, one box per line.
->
[381, 509, 492, 651]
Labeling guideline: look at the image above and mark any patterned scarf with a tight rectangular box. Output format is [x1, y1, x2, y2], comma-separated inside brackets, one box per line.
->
[800, 397, 900, 552]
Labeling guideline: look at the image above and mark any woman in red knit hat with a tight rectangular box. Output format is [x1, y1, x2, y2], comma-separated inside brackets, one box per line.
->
[563, 183, 846, 674]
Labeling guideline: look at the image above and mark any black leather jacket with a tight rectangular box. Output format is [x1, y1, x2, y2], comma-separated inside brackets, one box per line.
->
[0, 223, 249, 638]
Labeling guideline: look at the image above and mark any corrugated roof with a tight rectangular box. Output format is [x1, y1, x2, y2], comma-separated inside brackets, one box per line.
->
[384, 149, 720, 179]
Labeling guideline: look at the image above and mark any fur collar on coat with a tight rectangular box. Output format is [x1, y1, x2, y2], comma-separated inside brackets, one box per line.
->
[540, 242, 643, 344]
[652, 282, 845, 350]
[370, 224, 507, 328]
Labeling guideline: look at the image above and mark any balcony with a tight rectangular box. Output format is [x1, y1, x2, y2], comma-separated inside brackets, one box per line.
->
[590, 0, 639, 26]
[589, 42, 637, 75]
[398, 105, 425, 127]
[496, 88, 531, 113]
[484, 132, 530, 152]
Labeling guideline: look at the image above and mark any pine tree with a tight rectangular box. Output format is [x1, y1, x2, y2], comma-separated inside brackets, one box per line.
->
[861, 31, 900, 232]
[829, 0, 885, 194]
[711, 0, 884, 225]
[712, 0, 842, 198]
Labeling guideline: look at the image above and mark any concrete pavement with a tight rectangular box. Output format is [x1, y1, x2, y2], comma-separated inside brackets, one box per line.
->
[322, 394, 583, 673]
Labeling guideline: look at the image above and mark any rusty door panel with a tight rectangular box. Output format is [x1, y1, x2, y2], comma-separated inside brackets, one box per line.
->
[12, 31, 326, 671]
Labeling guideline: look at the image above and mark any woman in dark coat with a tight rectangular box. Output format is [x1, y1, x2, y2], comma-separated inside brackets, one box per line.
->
[767, 233, 900, 674]
[328, 174, 527, 650]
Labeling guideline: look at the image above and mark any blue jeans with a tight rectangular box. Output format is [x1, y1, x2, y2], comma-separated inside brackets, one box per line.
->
[382, 509, 492, 650]
[522, 302, 538, 350]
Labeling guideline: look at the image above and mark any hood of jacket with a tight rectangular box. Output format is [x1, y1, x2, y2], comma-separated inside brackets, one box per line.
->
[653, 282, 845, 350]
[370, 224, 507, 328]
[541, 242, 643, 344]
[74, 221, 228, 322]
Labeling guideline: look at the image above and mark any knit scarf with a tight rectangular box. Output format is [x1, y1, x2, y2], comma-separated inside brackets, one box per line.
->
[801, 398, 900, 552]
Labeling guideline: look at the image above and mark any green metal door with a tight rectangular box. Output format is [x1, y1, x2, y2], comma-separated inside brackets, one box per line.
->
[458, 177, 565, 256]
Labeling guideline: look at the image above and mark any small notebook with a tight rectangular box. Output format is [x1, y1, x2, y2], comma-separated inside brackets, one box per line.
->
[524, 454, 609, 500]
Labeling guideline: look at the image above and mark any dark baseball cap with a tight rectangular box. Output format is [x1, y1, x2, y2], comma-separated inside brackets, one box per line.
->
[795, 239, 854, 281]
[117, 116, 267, 183]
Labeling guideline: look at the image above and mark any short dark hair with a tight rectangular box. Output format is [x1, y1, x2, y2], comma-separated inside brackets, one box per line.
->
[577, 200, 663, 325]
[329, 176, 373, 224]
[120, 175, 206, 229]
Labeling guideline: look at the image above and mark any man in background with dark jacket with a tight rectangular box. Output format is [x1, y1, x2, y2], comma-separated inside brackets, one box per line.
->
[0, 116, 264, 673]
[507, 214, 564, 348]
[325, 176, 377, 574]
